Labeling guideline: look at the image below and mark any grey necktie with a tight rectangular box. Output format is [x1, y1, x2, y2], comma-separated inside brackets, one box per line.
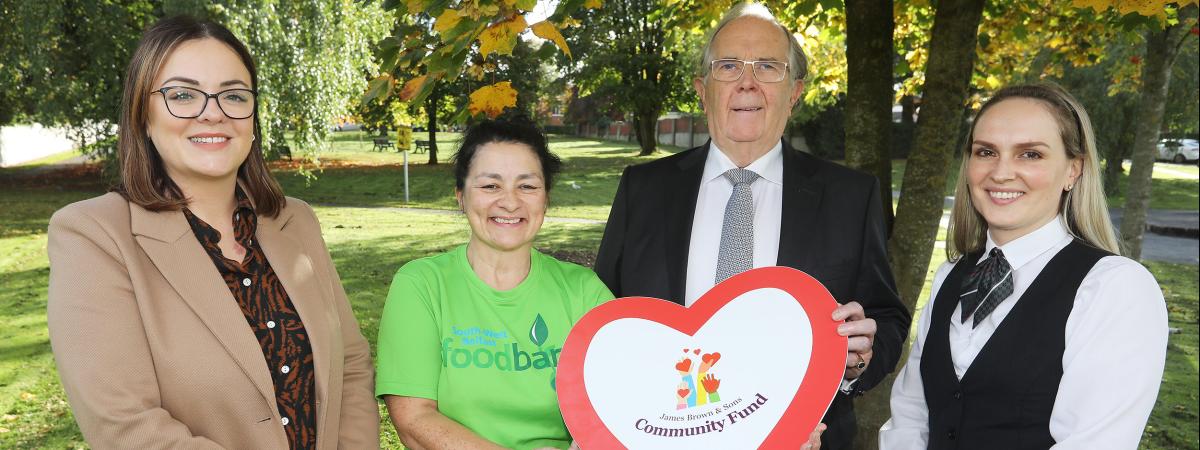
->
[715, 168, 760, 284]
[959, 247, 1015, 328]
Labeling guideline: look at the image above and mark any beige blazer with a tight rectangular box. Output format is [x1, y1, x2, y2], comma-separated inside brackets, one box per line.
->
[47, 192, 380, 449]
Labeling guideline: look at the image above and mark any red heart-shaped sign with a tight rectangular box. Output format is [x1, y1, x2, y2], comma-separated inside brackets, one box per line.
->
[557, 267, 846, 449]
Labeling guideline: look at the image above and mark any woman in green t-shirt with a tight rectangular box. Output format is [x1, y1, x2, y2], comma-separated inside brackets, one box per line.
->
[376, 119, 613, 450]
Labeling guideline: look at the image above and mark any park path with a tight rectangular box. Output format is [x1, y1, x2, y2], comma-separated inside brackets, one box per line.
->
[896, 191, 1197, 264]
[0, 125, 75, 167]
[313, 203, 604, 225]
[1153, 165, 1199, 180]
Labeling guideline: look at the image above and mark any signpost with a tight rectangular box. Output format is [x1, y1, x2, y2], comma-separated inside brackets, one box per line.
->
[396, 125, 413, 203]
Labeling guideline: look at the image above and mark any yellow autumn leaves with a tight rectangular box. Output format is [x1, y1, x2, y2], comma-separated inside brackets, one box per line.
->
[469, 81, 518, 118]
[479, 16, 529, 59]
[531, 20, 571, 59]
[464, 16, 566, 117]
[392, 0, 600, 118]
[1072, 0, 1199, 20]
[477, 17, 572, 60]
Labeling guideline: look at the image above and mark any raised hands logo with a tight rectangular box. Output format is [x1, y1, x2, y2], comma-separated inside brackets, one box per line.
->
[673, 349, 722, 409]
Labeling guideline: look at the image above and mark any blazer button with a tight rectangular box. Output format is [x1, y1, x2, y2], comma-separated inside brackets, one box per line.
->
[947, 428, 956, 440]
[953, 390, 962, 400]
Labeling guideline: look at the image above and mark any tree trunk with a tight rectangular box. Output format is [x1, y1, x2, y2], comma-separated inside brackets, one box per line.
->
[894, 95, 917, 158]
[1103, 101, 1137, 196]
[889, 0, 986, 315]
[633, 108, 658, 156]
[426, 92, 440, 165]
[900, 95, 915, 129]
[844, 0, 896, 233]
[1119, 6, 1195, 259]
[265, 127, 289, 161]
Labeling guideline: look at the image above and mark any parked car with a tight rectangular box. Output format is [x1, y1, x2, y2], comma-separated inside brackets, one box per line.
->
[1157, 138, 1199, 164]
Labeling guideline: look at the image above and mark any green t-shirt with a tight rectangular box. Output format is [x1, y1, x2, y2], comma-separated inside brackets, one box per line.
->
[376, 245, 613, 450]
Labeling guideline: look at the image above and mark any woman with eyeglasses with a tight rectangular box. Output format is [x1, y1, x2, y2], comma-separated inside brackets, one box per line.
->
[879, 84, 1168, 449]
[47, 16, 379, 449]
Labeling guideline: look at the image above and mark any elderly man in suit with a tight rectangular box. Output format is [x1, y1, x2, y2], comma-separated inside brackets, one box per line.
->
[594, 3, 911, 448]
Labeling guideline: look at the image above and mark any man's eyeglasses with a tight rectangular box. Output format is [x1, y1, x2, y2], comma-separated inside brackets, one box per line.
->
[708, 59, 791, 83]
[150, 86, 257, 119]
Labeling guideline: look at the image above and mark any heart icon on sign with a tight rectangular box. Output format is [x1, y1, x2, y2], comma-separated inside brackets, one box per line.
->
[557, 267, 846, 449]
[673, 359, 691, 373]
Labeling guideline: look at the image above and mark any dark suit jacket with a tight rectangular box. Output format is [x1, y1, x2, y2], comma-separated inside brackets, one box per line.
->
[594, 141, 911, 449]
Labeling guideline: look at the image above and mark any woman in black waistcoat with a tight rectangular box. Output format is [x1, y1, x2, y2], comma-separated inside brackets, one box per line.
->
[879, 84, 1168, 450]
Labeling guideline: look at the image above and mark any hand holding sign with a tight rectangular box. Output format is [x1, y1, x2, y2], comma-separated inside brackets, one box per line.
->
[556, 267, 847, 449]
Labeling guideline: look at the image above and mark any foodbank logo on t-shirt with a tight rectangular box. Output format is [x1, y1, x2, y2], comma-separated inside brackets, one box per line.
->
[441, 314, 563, 373]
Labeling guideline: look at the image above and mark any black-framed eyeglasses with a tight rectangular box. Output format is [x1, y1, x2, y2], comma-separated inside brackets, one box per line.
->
[150, 86, 257, 119]
[709, 59, 791, 83]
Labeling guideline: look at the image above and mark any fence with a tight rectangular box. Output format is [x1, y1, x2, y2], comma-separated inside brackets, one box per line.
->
[566, 114, 809, 152]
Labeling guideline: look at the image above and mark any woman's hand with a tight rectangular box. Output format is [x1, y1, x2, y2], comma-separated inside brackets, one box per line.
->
[531, 442, 579, 450]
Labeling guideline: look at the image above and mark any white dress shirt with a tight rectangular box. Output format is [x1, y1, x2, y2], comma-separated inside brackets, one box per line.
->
[684, 141, 784, 306]
[880, 217, 1168, 449]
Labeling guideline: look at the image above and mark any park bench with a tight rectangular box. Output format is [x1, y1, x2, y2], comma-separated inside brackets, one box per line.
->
[414, 140, 430, 153]
[372, 137, 394, 152]
[274, 145, 292, 160]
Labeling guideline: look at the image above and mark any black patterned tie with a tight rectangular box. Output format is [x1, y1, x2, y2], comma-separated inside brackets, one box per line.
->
[959, 247, 1014, 328]
[715, 168, 760, 284]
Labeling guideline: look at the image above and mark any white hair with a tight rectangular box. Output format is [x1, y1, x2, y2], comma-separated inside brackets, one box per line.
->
[697, 2, 808, 81]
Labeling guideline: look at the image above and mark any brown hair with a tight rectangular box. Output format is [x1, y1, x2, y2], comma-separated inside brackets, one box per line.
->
[947, 83, 1120, 260]
[115, 15, 284, 217]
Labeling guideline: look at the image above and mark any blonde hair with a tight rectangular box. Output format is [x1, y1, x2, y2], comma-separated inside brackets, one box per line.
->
[947, 83, 1120, 261]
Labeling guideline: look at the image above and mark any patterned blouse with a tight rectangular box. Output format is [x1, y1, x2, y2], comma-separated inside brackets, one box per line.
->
[183, 191, 317, 449]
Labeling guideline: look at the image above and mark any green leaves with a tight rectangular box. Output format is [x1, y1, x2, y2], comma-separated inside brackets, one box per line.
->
[515, 0, 538, 11]
[1, 0, 390, 163]
[363, 75, 394, 104]
[217, 0, 390, 160]
[0, 0, 156, 151]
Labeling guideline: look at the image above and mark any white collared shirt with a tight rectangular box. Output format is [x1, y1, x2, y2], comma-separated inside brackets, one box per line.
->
[880, 217, 1168, 449]
[684, 141, 784, 306]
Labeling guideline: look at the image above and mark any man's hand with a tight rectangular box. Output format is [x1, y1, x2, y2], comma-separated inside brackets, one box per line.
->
[803, 423, 827, 449]
[833, 301, 876, 380]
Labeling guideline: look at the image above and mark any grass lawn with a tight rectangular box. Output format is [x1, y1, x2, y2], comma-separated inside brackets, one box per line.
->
[274, 131, 686, 221]
[1, 135, 1196, 448]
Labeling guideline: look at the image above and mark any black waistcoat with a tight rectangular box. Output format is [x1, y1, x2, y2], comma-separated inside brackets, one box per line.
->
[920, 240, 1110, 450]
